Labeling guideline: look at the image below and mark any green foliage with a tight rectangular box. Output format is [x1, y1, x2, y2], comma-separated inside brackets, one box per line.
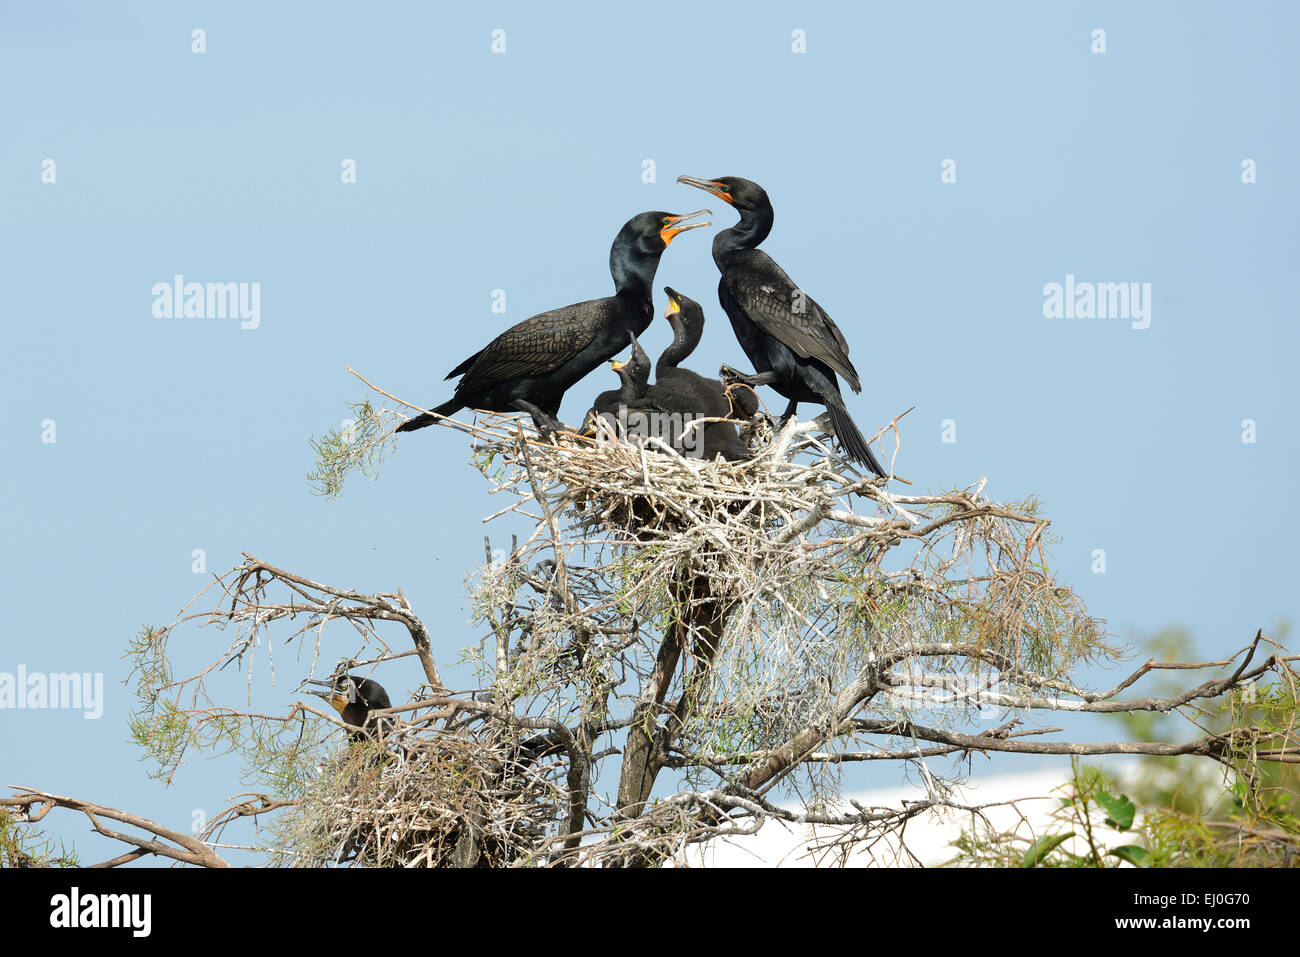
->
[0, 808, 79, 868]
[1135, 669, 1299, 867]
[951, 624, 1299, 867]
[1022, 832, 1074, 867]
[1108, 844, 1150, 867]
[1095, 790, 1136, 831]
[308, 399, 396, 499]
[124, 621, 327, 803]
[950, 759, 1145, 868]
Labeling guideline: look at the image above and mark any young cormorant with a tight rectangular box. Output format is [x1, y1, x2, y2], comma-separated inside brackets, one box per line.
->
[395, 209, 710, 436]
[654, 288, 754, 462]
[583, 336, 663, 436]
[304, 674, 394, 743]
[586, 323, 750, 462]
[676, 175, 886, 476]
[584, 334, 655, 429]
[658, 287, 758, 422]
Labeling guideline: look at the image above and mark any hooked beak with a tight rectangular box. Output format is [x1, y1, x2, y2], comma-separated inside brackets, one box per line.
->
[301, 679, 347, 714]
[677, 175, 732, 205]
[659, 209, 711, 245]
[663, 286, 683, 319]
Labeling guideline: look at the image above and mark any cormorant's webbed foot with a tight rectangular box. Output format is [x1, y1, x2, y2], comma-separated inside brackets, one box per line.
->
[512, 400, 566, 437]
[720, 363, 755, 386]
[774, 399, 800, 430]
[720, 364, 782, 390]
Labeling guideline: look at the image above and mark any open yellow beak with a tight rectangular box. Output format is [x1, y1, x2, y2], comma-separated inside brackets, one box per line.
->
[659, 209, 712, 245]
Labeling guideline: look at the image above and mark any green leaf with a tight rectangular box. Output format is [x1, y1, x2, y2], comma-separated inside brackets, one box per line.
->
[1022, 832, 1075, 867]
[1095, 791, 1136, 831]
[1109, 845, 1149, 867]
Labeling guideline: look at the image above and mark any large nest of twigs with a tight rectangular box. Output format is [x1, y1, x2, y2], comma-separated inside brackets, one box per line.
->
[462, 408, 921, 616]
[276, 728, 559, 868]
[479, 407, 894, 535]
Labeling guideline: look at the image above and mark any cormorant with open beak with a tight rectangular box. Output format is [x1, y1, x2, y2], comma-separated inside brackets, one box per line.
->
[303, 674, 394, 743]
[395, 209, 710, 436]
[585, 321, 751, 462]
[654, 288, 755, 462]
[676, 175, 886, 476]
[584, 334, 657, 435]
[658, 286, 758, 422]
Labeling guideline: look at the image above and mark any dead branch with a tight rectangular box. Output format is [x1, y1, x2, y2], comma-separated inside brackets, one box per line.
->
[1, 787, 230, 868]
[48, 401, 1290, 867]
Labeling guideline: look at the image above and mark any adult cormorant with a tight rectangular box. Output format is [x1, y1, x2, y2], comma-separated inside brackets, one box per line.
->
[676, 175, 886, 477]
[304, 674, 394, 743]
[395, 209, 710, 435]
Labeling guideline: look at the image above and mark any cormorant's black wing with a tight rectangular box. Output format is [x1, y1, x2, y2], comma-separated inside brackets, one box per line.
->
[444, 351, 480, 380]
[723, 249, 862, 393]
[450, 299, 609, 396]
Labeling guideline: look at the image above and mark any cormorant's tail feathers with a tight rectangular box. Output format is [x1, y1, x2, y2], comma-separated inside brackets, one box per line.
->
[827, 404, 887, 478]
[394, 414, 435, 433]
[395, 399, 462, 433]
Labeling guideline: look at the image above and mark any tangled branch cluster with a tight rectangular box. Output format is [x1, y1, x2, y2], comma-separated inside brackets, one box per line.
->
[11, 405, 1293, 867]
[292, 407, 1113, 864]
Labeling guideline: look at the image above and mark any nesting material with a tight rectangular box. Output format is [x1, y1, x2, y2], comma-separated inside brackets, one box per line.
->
[279, 403, 1091, 866]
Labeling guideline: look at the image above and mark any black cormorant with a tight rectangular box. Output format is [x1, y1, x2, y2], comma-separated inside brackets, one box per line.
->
[654, 288, 754, 462]
[658, 287, 759, 423]
[585, 333, 655, 429]
[304, 674, 394, 743]
[583, 335, 663, 439]
[676, 175, 886, 476]
[586, 325, 751, 462]
[395, 209, 710, 436]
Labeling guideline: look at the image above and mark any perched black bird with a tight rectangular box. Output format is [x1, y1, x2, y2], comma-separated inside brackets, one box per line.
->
[395, 209, 710, 436]
[304, 674, 394, 743]
[585, 333, 655, 430]
[658, 287, 758, 423]
[677, 175, 886, 476]
[654, 288, 754, 461]
[586, 326, 751, 463]
[583, 335, 670, 443]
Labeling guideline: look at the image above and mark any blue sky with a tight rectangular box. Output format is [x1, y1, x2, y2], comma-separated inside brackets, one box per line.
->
[2, 2, 1296, 864]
